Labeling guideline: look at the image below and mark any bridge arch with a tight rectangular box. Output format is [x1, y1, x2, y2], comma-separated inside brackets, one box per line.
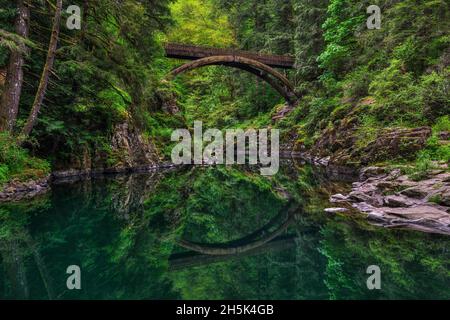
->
[167, 55, 299, 105]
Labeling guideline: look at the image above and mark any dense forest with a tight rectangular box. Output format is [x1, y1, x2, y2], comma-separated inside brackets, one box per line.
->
[0, 0, 450, 301]
[0, 0, 449, 185]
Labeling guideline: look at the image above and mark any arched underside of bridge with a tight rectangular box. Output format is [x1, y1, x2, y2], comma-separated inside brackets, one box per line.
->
[167, 55, 299, 105]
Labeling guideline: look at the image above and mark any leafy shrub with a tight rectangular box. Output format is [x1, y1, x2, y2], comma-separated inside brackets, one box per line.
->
[304, 96, 340, 134]
[368, 60, 425, 126]
[318, 0, 365, 77]
[433, 116, 450, 134]
[342, 66, 370, 100]
[0, 164, 9, 184]
[354, 115, 379, 149]
[417, 116, 450, 165]
[406, 151, 435, 181]
[0, 133, 50, 185]
[420, 72, 450, 122]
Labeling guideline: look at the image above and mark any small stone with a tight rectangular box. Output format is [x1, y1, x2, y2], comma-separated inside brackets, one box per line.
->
[352, 182, 362, 188]
[330, 193, 349, 203]
[348, 191, 372, 202]
[438, 190, 450, 206]
[385, 169, 401, 181]
[376, 181, 397, 190]
[325, 207, 349, 213]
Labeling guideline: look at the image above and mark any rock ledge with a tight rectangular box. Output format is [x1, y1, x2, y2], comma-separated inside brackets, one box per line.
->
[331, 166, 450, 235]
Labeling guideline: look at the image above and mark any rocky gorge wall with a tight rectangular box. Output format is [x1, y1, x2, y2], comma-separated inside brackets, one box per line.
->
[0, 120, 163, 202]
[52, 121, 161, 179]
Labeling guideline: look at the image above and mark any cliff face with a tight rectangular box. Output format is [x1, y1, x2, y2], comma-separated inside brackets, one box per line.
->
[310, 122, 432, 167]
[108, 122, 160, 170]
[53, 120, 160, 178]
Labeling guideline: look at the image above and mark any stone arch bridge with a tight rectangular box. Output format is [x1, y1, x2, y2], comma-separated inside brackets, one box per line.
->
[164, 43, 299, 105]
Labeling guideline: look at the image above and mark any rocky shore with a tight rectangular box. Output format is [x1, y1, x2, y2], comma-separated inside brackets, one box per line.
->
[0, 176, 50, 202]
[329, 166, 450, 235]
[0, 119, 172, 203]
[0, 163, 179, 202]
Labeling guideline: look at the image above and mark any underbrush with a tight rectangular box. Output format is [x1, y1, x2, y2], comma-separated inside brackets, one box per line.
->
[0, 133, 50, 186]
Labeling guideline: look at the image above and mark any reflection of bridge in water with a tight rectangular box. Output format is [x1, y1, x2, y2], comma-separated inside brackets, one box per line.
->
[169, 235, 298, 271]
[169, 202, 303, 270]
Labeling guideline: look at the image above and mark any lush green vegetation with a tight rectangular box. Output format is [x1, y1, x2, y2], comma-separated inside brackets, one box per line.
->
[0, 133, 49, 185]
[0, 0, 449, 186]
[166, 0, 449, 166]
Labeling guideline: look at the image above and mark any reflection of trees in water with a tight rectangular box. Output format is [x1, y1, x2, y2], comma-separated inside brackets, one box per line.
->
[169, 201, 301, 271]
[166, 166, 332, 299]
[52, 170, 170, 220]
[1, 164, 449, 299]
[0, 171, 180, 299]
[0, 198, 55, 299]
[318, 218, 450, 300]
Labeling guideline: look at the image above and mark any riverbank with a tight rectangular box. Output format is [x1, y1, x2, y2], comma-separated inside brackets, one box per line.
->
[2, 153, 450, 237]
[0, 176, 50, 202]
[0, 162, 178, 202]
[324, 164, 450, 235]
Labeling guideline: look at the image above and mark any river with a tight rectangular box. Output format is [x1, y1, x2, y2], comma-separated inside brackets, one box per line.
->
[0, 161, 449, 299]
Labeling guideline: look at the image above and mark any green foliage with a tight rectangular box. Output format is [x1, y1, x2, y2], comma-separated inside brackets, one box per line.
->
[1, 0, 174, 168]
[342, 66, 371, 100]
[318, 0, 366, 77]
[303, 96, 340, 134]
[420, 116, 450, 164]
[405, 151, 436, 181]
[354, 115, 379, 149]
[420, 71, 450, 121]
[0, 133, 50, 185]
[432, 116, 450, 133]
[166, 0, 235, 47]
[293, 0, 328, 81]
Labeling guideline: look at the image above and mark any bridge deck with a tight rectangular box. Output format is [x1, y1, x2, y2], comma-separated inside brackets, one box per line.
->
[164, 43, 295, 69]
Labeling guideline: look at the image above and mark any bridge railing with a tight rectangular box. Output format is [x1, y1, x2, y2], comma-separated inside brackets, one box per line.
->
[164, 43, 295, 69]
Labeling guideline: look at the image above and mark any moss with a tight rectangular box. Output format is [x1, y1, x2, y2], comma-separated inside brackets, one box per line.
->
[428, 194, 442, 205]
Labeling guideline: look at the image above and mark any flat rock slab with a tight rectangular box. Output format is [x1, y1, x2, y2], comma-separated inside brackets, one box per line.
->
[381, 205, 449, 221]
[330, 165, 450, 235]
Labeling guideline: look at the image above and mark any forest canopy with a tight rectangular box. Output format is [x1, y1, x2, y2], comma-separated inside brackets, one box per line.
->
[0, 0, 448, 185]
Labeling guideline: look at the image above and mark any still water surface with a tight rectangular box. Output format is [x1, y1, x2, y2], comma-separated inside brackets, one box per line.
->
[1, 162, 449, 299]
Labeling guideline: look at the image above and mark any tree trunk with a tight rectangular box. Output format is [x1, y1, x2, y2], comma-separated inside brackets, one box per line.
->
[0, 0, 30, 133]
[81, 0, 89, 38]
[20, 0, 63, 139]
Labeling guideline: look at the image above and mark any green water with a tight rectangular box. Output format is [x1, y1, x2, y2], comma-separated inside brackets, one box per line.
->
[0, 162, 449, 300]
